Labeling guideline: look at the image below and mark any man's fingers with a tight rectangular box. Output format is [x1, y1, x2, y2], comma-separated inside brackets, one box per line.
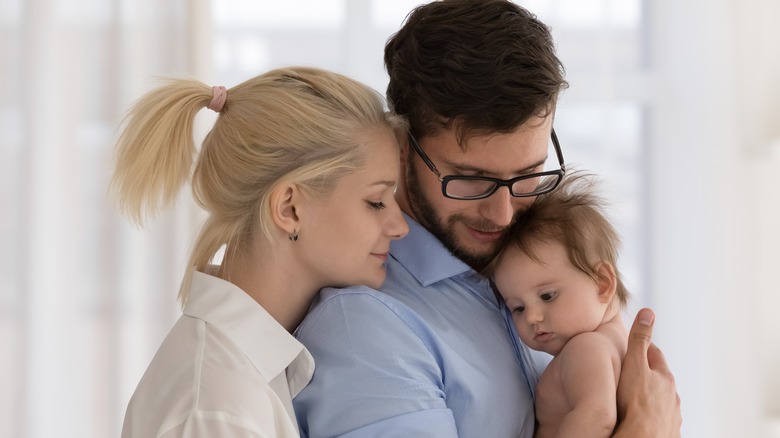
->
[647, 343, 673, 375]
[617, 307, 682, 436]
[626, 308, 655, 359]
[648, 338, 683, 430]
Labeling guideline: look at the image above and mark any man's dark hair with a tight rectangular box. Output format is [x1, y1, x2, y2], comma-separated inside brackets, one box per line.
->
[384, 0, 568, 146]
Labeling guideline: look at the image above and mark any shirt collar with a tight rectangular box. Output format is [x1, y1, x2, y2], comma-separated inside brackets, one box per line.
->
[391, 213, 475, 286]
[183, 271, 314, 397]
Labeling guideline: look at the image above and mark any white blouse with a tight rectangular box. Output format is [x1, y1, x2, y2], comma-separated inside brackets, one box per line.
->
[121, 271, 315, 438]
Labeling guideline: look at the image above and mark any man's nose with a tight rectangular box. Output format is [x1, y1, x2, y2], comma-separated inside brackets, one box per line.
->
[478, 186, 516, 228]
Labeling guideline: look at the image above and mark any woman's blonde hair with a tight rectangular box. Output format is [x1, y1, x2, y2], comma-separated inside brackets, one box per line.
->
[111, 66, 407, 305]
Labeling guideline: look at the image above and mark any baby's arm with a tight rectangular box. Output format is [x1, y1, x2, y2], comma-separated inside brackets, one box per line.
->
[553, 333, 620, 438]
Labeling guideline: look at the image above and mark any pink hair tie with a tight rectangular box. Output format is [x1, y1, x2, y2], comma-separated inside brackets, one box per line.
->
[207, 85, 227, 112]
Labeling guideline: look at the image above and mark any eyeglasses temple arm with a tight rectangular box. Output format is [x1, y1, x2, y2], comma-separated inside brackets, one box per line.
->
[551, 128, 566, 173]
[408, 134, 445, 181]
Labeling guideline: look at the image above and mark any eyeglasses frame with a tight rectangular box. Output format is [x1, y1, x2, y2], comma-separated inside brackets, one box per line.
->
[407, 128, 566, 200]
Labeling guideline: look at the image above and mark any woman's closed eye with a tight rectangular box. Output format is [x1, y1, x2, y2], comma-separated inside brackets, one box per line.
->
[367, 201, 387, 210]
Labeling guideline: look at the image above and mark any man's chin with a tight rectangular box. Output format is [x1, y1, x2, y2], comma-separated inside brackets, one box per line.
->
[449, 237, 500, 271]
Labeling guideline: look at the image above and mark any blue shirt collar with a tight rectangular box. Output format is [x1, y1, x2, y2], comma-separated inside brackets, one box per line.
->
[391, 213, 475, 287]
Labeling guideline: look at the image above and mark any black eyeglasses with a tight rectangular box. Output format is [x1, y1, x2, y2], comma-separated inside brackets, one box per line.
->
[408, 129, 566, 200]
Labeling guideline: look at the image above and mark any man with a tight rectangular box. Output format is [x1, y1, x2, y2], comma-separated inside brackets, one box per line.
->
[293, 1, 681, 436]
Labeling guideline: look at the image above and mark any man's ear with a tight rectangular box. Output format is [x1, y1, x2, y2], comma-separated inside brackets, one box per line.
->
[594, 261, 617, 304]
[268, 183, 302, 236]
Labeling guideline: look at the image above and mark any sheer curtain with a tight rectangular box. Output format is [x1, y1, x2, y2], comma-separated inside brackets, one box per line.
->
[0, 0, 209, 436]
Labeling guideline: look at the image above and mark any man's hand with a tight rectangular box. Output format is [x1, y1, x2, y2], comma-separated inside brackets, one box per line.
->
[614, 308, 682, 438]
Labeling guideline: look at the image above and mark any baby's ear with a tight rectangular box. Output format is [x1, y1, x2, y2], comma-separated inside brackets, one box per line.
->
[594, 261, 617, 304]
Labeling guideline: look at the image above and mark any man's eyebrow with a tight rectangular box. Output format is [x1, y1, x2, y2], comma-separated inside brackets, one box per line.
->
[444, 155, 549, 175]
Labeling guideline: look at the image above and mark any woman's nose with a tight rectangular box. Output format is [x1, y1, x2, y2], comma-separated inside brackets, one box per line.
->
[387, 203, 409, 239]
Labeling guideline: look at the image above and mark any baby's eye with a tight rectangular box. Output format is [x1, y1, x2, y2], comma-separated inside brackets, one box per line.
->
[512, 305, 525, 314]
[540, 292, 557, 302]
[367, 201, 387, 210]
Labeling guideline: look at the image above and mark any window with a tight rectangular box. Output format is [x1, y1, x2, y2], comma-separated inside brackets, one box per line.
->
[211, 0, 651, 309]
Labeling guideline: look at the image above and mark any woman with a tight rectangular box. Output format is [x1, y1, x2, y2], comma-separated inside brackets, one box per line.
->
[112, 66, 409, 437]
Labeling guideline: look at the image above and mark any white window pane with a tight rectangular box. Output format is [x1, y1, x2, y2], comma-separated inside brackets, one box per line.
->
[213, 0, 345, 29]
[371, 0, 427, 29]
[609, 0, 641, 28]
[556, 0, 640, 28]
[515, 0, 554, 20]
[558, 0, 607, 27]
[56, 0, 112, 24]
[234, 37, 271, 72]
[0, 0, 21, 25]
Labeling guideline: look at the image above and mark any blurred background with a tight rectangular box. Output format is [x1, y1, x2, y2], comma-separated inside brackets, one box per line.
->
[1, 0, 779, 436]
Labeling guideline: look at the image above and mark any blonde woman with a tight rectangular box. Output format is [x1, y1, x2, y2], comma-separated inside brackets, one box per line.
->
[112, 67, 409, 437]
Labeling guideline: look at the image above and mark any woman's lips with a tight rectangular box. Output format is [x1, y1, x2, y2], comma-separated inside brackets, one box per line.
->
[371, 252, 389, 262]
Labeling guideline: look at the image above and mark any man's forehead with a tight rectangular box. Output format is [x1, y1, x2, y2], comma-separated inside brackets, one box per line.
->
[424, 116, 553, 149]
[427, 134, 551, 178]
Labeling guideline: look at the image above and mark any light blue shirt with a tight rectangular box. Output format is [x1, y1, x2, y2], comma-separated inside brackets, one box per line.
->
[293, 214, 551, 437]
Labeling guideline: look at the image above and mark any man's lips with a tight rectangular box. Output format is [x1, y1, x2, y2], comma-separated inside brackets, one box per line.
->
[465, 226, 504, 243]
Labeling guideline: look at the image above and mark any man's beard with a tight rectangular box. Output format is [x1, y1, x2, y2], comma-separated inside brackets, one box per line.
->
[405, 156, 508, 271]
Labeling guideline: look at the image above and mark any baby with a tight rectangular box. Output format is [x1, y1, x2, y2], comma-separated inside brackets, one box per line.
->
[483, 172, 630, 438]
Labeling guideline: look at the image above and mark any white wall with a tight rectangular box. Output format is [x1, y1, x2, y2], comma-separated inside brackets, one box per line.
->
[648, 1, 780, 437]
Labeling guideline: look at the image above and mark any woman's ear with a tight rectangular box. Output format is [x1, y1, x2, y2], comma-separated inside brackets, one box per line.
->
[594, 261, 617, 304]
[268, 183, 302, 236]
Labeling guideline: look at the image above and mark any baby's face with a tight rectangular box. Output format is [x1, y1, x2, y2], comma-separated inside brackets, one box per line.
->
[493, 240, 609, 356]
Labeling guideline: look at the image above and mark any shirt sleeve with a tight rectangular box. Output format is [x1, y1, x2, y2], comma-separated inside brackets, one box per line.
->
[157, 410, 283, 438]
[293, 288, 460, 437]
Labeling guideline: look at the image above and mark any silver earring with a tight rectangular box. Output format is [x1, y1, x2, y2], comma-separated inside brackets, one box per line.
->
[289, 231, 299, 242]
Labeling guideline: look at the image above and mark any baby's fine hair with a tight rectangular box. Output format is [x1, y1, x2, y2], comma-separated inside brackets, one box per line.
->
[485, 171, 629, 308]
[110, 66, 407, 305]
